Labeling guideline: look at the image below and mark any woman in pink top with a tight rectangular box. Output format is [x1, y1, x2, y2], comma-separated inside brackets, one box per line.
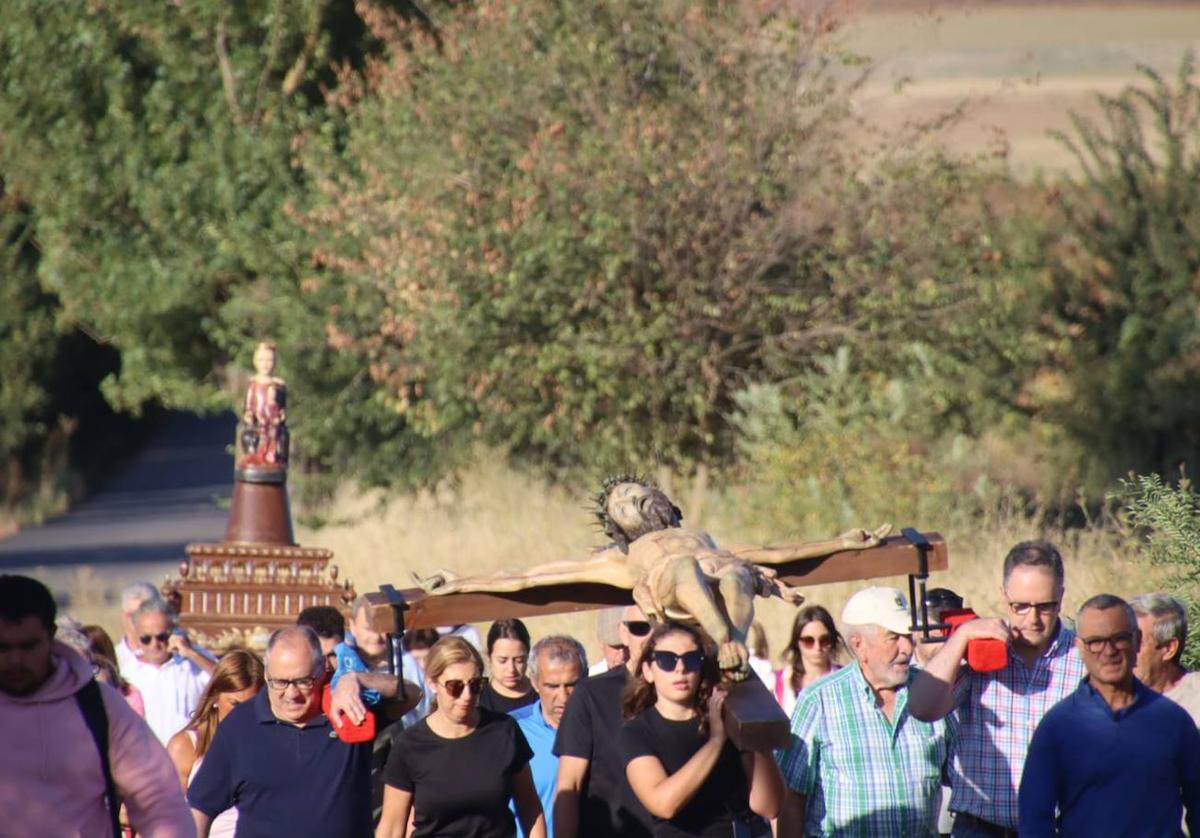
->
[167, 649, 264, 837]
[774, 605, 844, 716]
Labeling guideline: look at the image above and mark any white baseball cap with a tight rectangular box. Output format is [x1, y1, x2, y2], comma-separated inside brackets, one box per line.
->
[841, 586, 913, 635]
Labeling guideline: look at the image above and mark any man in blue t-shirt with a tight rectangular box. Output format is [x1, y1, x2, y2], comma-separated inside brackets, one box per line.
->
[510, 635, 588, 838]
[1019, 594, 1200, 837]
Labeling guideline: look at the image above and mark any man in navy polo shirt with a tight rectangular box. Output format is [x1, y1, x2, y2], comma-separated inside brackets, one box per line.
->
[1018, 594, 1200, 836]
[188, 625, 373, 837]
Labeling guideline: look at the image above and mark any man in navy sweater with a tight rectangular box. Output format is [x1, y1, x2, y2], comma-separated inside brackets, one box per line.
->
[1019, 594, 1200, 837]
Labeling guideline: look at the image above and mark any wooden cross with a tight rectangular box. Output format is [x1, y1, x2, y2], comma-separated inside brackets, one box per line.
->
[364, 531, 948, 750]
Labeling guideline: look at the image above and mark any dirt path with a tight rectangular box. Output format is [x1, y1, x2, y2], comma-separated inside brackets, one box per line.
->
[0, 413, 233, 625]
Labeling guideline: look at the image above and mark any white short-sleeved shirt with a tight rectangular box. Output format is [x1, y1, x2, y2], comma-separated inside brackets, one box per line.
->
[124, 654, 210, 744]
[1166, 671, 1200, 727]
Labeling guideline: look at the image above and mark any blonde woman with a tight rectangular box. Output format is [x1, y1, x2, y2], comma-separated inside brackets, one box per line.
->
[166, 650, 264, 838]
[376, 636, 545, 838]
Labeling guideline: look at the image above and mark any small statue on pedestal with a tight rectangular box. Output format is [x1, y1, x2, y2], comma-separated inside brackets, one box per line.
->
[237, 341, 289, 473]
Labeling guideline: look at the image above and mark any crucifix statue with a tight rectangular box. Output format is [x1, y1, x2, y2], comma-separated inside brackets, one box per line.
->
[416, 474, 890, 678]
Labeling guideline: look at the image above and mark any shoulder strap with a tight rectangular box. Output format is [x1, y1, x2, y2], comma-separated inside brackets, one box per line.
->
[76, 679, 122, 838]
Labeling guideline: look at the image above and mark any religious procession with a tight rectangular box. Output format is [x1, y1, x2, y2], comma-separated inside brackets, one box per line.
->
[4, 2, 1200, 838]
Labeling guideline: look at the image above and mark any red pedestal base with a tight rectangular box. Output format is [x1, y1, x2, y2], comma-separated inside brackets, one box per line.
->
[224, 479, 295, 545]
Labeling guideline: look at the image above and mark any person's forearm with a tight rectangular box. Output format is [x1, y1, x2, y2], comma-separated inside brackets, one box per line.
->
[192, 809, 213, 838]
[906, 632, 970, 721]
[636, 738, 724, 819]
[777, 789, 806, 836]
[181, 646, 216, 674]
[747, 752, 784, 819]
[553, 766, 584, 838]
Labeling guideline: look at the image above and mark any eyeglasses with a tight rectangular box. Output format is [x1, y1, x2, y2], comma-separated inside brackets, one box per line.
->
[652, 650, 705, 673]
[1080, 632, 1136, 654]
[1006, 600, 1060, 616]
[138, 632, 171, 646]
[798, 635, 835, 650]
[623, 620, 652, 637]
[267, 676, 318, 692]
[441, 677, 485, 698]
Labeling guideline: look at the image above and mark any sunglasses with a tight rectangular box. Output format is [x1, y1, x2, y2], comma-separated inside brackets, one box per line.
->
[442, 676, 485, 699]
[798, 635, 835, 650]
[623, 620, 652, 637]
[138, 632, 171, 646]
[652, 650, 705, 673]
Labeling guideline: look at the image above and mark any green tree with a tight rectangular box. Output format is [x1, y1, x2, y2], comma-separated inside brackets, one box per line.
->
[1114, 473, 1200, 671]
[0, 0, 449, 489]
[1036, 56, 1200, 483]
[304, 0, 1022, 479]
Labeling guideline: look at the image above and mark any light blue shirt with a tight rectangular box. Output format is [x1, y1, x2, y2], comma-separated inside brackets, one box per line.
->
[334, 633, 430, 727]
[510, 701, 558, 837]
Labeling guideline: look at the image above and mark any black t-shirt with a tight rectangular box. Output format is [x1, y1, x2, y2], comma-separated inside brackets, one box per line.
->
[478, 681, 539, 715]
[619, 707, 753, 838]
[553, 665, 653, 838]
[383, 709, 534, 838]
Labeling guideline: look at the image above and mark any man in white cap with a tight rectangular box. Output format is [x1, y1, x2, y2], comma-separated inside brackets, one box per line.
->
[776, 586, 950, 837]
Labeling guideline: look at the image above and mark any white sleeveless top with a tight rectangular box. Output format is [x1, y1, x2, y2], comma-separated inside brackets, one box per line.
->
[187, 730, 238, 838]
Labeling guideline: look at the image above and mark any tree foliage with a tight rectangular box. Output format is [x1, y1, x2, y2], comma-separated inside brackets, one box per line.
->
[302, 0, 1023, 479]
[1037, 55, 1200, 483]
[0, 0, 444, 491]
[1114, 473, 1200, 670]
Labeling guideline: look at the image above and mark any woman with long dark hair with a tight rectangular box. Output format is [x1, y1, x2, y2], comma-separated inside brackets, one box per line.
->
[775, 605, 844, 716]
[479, 618, 538, 713]
[620, 622, 783, 837]
[166, 650, 264, 837]
[377, 636, 545, 838]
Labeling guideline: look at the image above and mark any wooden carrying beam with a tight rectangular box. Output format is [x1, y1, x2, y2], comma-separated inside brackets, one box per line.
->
[365, 532, 947, 634]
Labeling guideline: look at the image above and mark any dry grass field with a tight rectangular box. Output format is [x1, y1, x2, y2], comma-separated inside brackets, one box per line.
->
[841, 3, 1200, 174]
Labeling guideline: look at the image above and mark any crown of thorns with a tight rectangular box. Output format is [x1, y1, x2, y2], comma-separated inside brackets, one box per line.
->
[592, 472, 654, 536]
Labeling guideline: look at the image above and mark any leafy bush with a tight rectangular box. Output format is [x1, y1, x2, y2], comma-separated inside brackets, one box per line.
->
[1114, 473, 1200, 670]
[1035, 56, 1200, 485]
[302, 0, 1025, 481]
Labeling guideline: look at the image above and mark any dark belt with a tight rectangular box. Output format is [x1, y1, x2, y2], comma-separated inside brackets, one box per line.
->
[953, 812, 1019, 838]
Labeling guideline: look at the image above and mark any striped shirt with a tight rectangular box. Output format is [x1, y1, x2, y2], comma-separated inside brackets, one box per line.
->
[776, 663, 949, 837]
[948, 623, 1085, 829]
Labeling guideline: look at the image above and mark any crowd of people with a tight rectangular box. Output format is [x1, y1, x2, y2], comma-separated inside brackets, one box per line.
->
[2, 538, 1200, 836]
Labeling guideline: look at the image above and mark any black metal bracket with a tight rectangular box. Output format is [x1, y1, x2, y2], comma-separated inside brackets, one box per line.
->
[902, 527, 948, 643]
[380, 583, 406, 702]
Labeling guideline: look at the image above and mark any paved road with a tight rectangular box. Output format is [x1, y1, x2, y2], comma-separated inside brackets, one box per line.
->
[0, 412, 234, 614]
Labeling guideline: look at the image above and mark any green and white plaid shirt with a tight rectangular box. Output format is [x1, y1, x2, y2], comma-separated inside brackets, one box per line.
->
[776, 663, 949, 837]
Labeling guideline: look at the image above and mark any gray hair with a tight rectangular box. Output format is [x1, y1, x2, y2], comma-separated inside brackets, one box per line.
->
[59, 627, 92, 659]
[842, 623, 875, 643]
[1131, 593, 1188, 659]
[1076, 593, 1138, 632]
[267, 625, 325, 677]
[351, 594, 372, 621]
[131, 598, 177, 629]
[121, 581, 162, 612]
[529, 635, 588, 682]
